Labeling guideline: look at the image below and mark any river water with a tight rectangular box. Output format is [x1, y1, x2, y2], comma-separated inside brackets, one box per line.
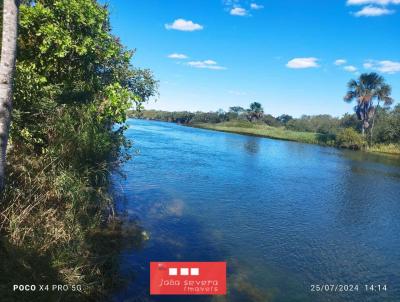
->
[111, 119, 400, 302]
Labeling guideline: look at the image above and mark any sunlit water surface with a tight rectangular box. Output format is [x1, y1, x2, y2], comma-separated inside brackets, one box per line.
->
[111, 119, 400, 302]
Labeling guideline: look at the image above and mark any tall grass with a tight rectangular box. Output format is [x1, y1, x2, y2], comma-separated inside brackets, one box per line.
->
[368, 143, 400, 155]
[194, 121, 334, 145]
[0, 107, 145, 301]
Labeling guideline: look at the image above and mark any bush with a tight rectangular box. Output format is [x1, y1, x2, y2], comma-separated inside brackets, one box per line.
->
[262, 114, 280, 127]
[190, 112, 221, 124]
[286, 115, 339, 134]
[277, 114, 293, 125]
[372, 105, 400, 144]
[336, 128, 365, 150]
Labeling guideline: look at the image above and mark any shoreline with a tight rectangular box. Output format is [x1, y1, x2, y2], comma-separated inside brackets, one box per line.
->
[192, 123, 400, 156]
[190, 123, 321, 144]
[136, 118, 400, 156]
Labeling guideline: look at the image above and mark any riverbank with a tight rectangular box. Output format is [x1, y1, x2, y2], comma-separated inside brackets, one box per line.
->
[191, 121, 400, 155]
[193, 121, 324, 144]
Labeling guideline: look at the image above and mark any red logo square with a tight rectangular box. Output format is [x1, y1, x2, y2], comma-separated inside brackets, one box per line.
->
[150, 262, 226, 295]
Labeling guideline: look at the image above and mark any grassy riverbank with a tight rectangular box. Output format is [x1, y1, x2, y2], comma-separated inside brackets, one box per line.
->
[192, 121, 400, 155]
[193, 120, 322, 144]
[367, 144, 400, 155]
[133, 105, 400, 156]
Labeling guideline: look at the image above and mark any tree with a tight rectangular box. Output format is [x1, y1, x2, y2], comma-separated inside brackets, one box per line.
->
[277, 114, 293, 125]
[0, 2, 3, 37]
[229, 106, 245, 114]
[0, 0, 20, 190]
[12, 0, 157, 149]
[372, 105, 400, 144]
[125, 67, 158, 112]
[228, 106, 245, 120]
[262, 114, 279, 127]
[370, 83, 393, 141]
[247, 102, 264, 122]
[344, 73, 393, 141]
[340, 113, 360, 131]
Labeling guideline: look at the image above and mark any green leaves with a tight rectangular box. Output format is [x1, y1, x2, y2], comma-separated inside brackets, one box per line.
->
[12, 0, 157, 161]
[97, 83, 133, 124]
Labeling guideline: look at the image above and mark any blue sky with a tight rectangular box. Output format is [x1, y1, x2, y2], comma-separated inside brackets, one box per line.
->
[106, 0, 400, 117]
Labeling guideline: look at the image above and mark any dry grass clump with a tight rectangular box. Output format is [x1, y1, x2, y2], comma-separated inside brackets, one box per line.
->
[0, 150, 141, 301]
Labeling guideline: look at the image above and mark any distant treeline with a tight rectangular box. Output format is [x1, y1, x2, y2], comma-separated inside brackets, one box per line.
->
[130, 102, 400, 148]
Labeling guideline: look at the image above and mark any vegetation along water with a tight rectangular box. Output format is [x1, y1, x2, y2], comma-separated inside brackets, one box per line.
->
[0, 1, 157, 301]
[133, 78, 400, 155]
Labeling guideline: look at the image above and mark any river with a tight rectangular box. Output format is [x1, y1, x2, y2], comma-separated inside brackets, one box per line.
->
[111, 119, 400, 302]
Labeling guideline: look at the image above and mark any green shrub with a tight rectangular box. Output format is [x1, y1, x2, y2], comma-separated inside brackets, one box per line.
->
[336, 128, 365, 150]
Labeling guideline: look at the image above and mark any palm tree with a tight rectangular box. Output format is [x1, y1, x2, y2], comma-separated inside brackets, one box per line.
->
[0, 0, 20, 190]
[247, 102, 264, 122]
[344, 73, 393, 141]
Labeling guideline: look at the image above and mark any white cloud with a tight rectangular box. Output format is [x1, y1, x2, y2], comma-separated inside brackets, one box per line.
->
[168, 53, 188, 59]
[250, 3, 264, 10]
[364, 60, 400, 74]
[347, 0, 399, 17]
[363, 62, 374, 69]
[187, 60, 226, 70]
[165, 19, 203, 31]
[344, 65, 358, 72]
[347, 0, 400, 5]
[230, 7, 248, 16]
[354, 5, 395, 16]
[335, 59, 347, 65]
[286, 57, 319, 69]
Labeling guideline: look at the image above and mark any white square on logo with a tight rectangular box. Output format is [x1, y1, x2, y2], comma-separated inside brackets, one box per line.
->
[180, 268, 189, 276]
[190, 268, 199, 276]
[169, 268, 177, 276]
